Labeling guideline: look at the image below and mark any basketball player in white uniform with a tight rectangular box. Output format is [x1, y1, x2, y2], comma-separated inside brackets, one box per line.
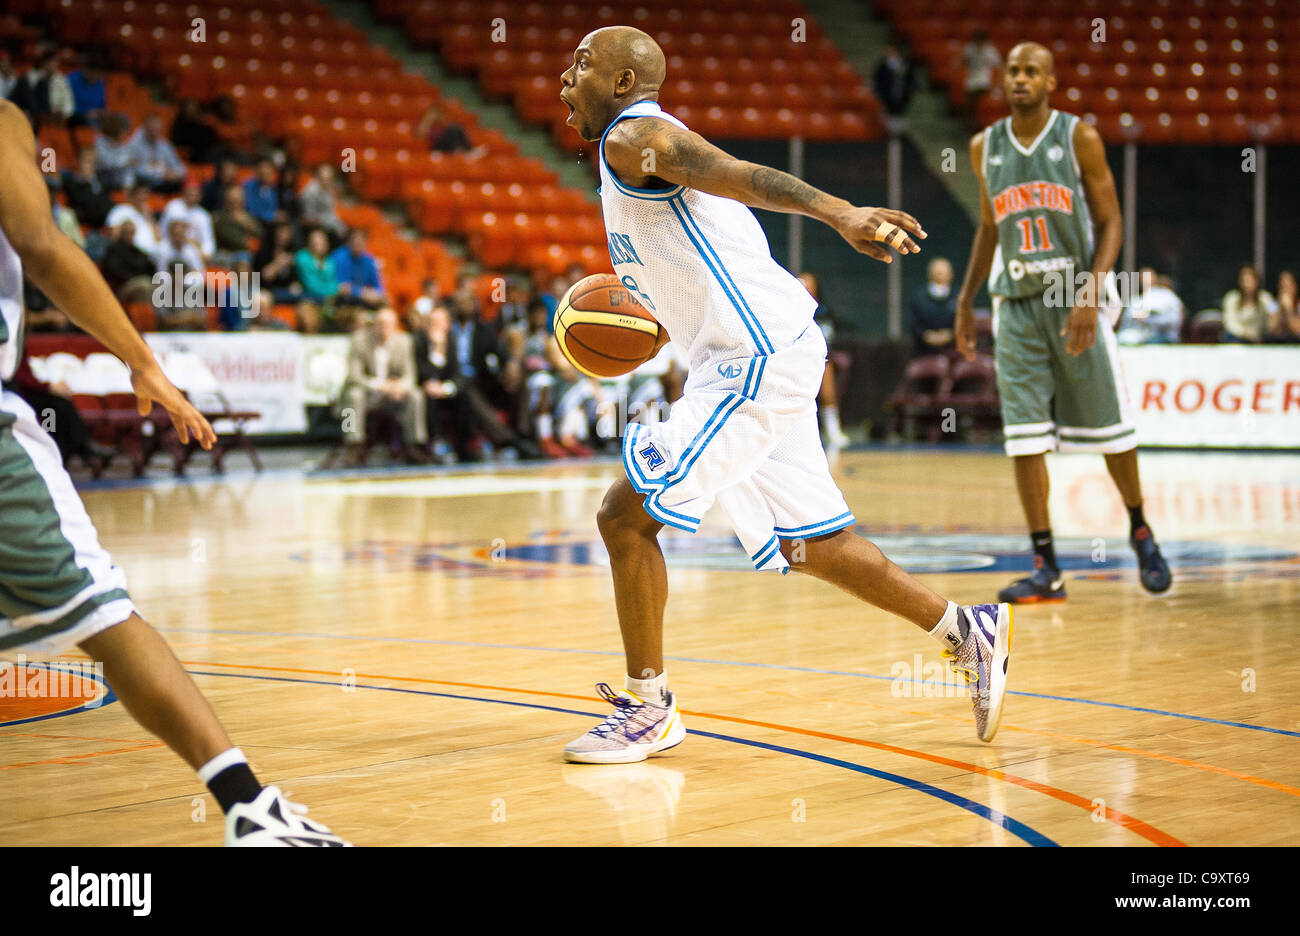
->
[0, 101, 345, 844]
[559, 27, 1014, 762]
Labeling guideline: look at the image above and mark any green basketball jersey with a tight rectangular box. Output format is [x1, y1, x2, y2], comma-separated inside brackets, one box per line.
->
[984, 109, 1094, 300]
[0, 222, 24, 385]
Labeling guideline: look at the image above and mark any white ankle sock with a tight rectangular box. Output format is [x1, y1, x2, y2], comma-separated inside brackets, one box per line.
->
[536, 414, 553, 439]
[927, 601, 966, 652]
[625, 671, 668, 706]
[196, 747, 248, 783]
[820, 406, 843, 437]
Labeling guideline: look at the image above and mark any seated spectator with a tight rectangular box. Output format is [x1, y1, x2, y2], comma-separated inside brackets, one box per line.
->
[0, 47, 18, 101]
[93, 112, 135, 188]
[9, 49, 74, 128]
[153, 218, 208, 330]
[299, 163, 345, 240]
[1222, 264, 1277, 343]
[959, 30, 1001, 132]
[254, 220, 300, 303]
[1118, 267, 1185, 344]
[160, 179, 215, 263]
[201, 159, 240, 213]
[61, 147, 113, 229]
[294, 227, 343, 330]
[446, 290, 538, 460]
[410, 277, 442, 321]
[276, 161, 303, 220]
[331, 228, 386, 310]
[217, 258, 276, 331]
[496, 277, 533, 332]
[337, 306, 427, 465]
[1268, 270, 1300, 342]
[170, 97, 221, 164]
[105, 183, 160, 255]
[126, 114, 187, 193]
[99, 218, 156, 304]
[212, 184, 261, 267]
[52, 191, 85, 248]
[799, 272, 850, 449]
[243, 157, 279, 225]
[66, 60, 106, 127]
[416, 103, 487, 158]
[412, 304, 466, 461]
[506, 297, 592, 458]
[908, 257, 957, 356]
[874, 41, 915, 132]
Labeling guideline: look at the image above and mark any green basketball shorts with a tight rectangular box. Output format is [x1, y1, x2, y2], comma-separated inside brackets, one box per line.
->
[0, 389, 136, 655]
[993, 294, 1137, 456]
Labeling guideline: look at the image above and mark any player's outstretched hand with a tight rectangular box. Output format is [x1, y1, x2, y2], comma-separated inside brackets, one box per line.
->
[130, 363, 217, 449]
[1060, 303, 1099, 356]
[954, 299, 978, 361]
[834, 207, 926, 263]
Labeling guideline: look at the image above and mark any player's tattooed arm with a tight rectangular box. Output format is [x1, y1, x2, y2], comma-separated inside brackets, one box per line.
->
[954, 131, 998, 360]
[605, 117, 924, 262]
[0, 101, 215, 447]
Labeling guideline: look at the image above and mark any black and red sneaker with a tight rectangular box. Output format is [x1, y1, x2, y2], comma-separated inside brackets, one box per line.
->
[1131, 525, 1172, 593]
[996, 555, 1066, 604]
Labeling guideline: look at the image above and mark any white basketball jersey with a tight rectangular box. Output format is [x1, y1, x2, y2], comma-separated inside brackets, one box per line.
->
[0, 222, 24, 383]
[597, 100, 817, 370]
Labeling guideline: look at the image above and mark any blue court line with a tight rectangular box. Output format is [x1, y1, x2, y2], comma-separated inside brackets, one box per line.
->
[157, 626, 1300, 739]
[185, 668, 1055, 846]
[0, 662, 119, 728]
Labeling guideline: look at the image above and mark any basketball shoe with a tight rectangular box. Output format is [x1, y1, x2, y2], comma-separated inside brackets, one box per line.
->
[1131, 524, 1172, 593]
[224, 786, 350, 846]
[997, 555, 1066, 603]
[944, 603, 1013, 742]
[563, 683, 687, 764]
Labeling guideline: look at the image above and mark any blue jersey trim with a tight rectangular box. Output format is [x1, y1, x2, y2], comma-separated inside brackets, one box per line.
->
[643, 493, 701, 532]
[774, 512, 857, 538]
[674, 196, 774, 355]
[598, 106, 686, 201]
[622, 424, 656, 494]
[657, 392, 746, 490]
[751, 535, 781, 569]
[668, 196, 771, 357]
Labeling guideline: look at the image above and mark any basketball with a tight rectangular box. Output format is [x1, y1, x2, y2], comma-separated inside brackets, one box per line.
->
[553, 273, 669, 378]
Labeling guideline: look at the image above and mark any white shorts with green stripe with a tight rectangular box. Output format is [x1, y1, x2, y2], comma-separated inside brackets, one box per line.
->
[621, 327, 855, 574]
[0, 389, 136, 656]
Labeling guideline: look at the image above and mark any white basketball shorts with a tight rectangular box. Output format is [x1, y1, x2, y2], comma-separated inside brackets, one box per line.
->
[621, 326, 855, 573]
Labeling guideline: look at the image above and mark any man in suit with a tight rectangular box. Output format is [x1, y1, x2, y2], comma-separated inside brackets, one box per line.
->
[412, 303, 466, 461]
[338, 306, 426, 465]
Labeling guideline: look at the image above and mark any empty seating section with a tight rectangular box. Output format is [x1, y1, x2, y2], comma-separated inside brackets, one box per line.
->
[10, 0, 617, 289]
[367, 0, 884, 145]
[875, 0, 1297, 143]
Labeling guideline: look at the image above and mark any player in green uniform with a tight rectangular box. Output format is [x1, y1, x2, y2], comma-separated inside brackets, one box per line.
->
[954, 42, 1171, 602]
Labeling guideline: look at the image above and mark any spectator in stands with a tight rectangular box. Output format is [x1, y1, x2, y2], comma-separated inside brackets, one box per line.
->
[9, 49, 74, 127]
[338, 305, 426, 465]
[331, 228, 386, 310]
[62, 147, 113, 229]
[243, 157, 280, 225]
[277, 160, 303, 221]
[874, 41, 915, 132]
[212, 184, 261, 267]
[93, 112, 135, 188]
[126, 114, 186, 193]
[1118, 267, 1184, 345]
[217, 258, 278, 331]
[201, 159, 239, 213]
[300, 163, 345, 240]
[66, 59, 106, 128]
[417, 103, 487, 158]
[908, 257, 957, 356]
[160, 179, 215, 263]
[170, 97, 222, 165]
[413, 304, 466, 462]
[538, 272, 571, 327]
[254, 220, 300, 303]
[411, 277, 442, 322]
[1269, 270, 1300, 342]
[506, 297, 591, 459]
[798, 272, 850, 449]
[105, 183, 160, 255]
[448, 289, 538, 460]
[294, 227, 341, 331]
[495, 277, 533, 331]
[99, 218, 156, 305]
[0, 47, 18, 101]
[1222, 263, 1277, 343]
[51, 190, 85, 249]
[959, 30, 1001, 132]
[153, 218, 208, 330]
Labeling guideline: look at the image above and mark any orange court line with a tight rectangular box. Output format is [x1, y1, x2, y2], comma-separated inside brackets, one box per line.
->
[182, 659, 1184, 846]
[0, 741, 163, 770]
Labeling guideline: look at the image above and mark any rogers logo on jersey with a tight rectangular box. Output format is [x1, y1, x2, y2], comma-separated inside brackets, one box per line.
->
[1007, 255, 1075, 280]
[992, 180, 1074, 222]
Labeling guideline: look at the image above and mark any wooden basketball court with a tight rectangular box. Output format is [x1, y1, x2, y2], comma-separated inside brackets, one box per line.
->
[2, 448, 1297, 846]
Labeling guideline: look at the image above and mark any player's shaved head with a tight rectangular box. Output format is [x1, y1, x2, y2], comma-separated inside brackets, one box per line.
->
[561, 25, 668, 140]
[589, 25, 666, 93]
[1007, 42, 1054, 75]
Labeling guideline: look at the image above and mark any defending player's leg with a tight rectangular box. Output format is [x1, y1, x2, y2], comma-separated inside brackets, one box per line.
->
[778, 531, 1013, 742]
[563, 475, 685, 764]
[1104, 448, 1172, 593]
[999, 453, 1067, 603]
[0, 390, 347, 845]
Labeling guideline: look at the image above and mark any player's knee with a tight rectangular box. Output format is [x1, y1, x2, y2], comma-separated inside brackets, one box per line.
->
[597, 479, 648, 540]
